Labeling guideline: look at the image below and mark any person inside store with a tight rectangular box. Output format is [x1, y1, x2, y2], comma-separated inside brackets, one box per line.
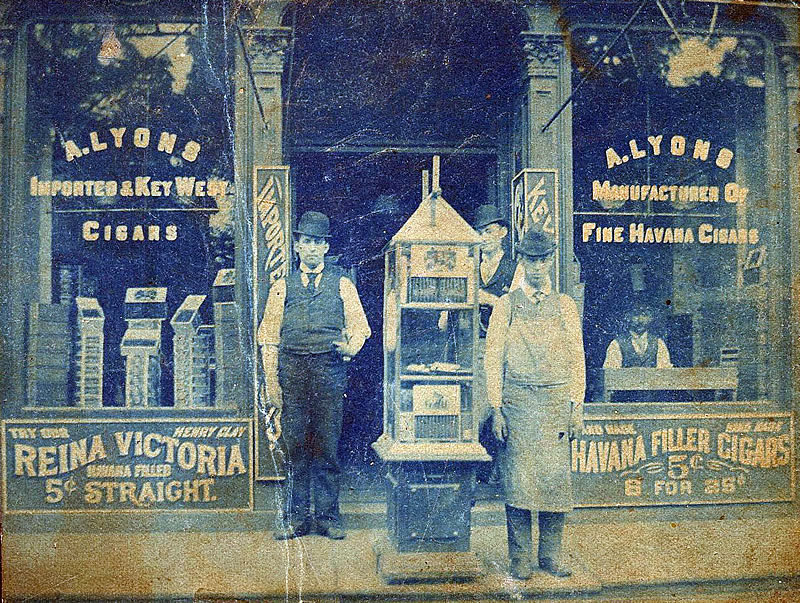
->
[484, 227, 585, 580]
[602, 302, 672, 369]
[258, 210, 371, 541]
[472, 204, 517, 483]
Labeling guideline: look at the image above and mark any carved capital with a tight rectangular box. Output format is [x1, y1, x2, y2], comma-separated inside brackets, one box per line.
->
[521, 32, 562, 78]
[778, 46, 799, 90]
[241, 26, 292, 73]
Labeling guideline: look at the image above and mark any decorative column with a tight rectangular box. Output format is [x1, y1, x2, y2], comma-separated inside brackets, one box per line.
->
[239, 26, 291, 164]
[237, 18, 294, 478]
[0, 27, 18, 404]
[520, 31, 582, 309]
[236, 23, 291, 334]
[0, 29, 12, 178]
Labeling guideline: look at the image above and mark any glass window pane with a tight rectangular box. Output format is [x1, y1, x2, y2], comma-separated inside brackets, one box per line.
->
[571, 28, 772, 403]
[25, 22, 234, 407]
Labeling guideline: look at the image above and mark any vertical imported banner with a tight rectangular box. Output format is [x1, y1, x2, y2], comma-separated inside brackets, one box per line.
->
[252, 166, 291, 480]
[511, 168, 560, 286]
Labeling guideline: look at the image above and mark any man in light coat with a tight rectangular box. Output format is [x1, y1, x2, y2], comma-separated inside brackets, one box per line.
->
[484, 228, 585, 580]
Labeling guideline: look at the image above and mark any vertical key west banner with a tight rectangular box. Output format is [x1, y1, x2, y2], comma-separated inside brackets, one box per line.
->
[2, 419, 252, 513]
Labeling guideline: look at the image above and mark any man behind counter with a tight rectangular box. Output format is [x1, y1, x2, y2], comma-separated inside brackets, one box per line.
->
[474, 204, 517, 322]
[603, 303, 672, 369]
[472, 205, 517, 474]
[258, 211, 371, 541]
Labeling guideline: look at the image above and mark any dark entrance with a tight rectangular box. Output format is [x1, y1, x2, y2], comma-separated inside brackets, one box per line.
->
[283, 0, 527, 474]
[292, 151, 496, 468]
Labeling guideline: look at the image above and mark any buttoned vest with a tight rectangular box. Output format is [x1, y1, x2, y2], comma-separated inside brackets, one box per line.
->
[617, 333, 658, 367]
[280, 265, 345, 354]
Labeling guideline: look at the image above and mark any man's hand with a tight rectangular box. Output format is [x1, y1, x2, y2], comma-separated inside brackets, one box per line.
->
[491, 408, 508, 441]
[569, 404, 583, 441]
[333, 338, 358, 361]
[263, 379, 283, 410]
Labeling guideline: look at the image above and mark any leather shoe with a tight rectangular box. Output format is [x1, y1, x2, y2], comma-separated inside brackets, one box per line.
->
[317, 524, 346, 540]
[273, 522, 311, 540]
[509, 558, 532, 580]
[539, 558, 572, 578]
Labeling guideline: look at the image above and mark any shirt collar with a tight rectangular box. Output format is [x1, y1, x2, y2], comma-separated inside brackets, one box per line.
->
[300, 262, 324, 274]
[519, 275, 552, 301]
[480, 250, 504, 283]
[481, 249, 504, 264]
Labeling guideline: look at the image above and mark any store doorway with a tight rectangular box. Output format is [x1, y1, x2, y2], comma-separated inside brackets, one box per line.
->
[283, 0, 527, 485]
[292, 151, 497, 472]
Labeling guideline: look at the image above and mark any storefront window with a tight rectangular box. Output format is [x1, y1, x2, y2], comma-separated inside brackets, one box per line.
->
[24, 22, 235, 408]
[571, 27, 775, 403]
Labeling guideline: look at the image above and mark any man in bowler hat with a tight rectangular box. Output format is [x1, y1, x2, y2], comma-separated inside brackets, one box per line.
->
[472, 204, 517, 480]
[484, 228, 585, 579]
[474, 204, 517, 318]
[258, 211, 371, 540]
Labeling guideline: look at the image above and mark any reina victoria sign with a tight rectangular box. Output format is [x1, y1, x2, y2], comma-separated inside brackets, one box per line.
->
[2, 419, 253, 513]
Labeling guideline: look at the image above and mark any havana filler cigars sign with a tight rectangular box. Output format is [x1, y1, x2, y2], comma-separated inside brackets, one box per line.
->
[572, 412, 794, 507]
[2, 419, 253, 513]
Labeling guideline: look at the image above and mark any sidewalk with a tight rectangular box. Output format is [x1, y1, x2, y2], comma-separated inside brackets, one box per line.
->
[3, 513, 799, 600]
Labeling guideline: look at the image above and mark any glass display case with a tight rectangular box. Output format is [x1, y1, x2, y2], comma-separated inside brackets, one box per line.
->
[373, 185, 490, 577]
[375, 190, 489, 461]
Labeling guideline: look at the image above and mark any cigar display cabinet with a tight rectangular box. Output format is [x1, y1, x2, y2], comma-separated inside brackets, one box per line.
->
[373, 186, 490, 582]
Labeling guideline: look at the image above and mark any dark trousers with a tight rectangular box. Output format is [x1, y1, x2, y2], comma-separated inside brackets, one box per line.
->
[505, 504, 565, 563]
[278, 350, 346, 528]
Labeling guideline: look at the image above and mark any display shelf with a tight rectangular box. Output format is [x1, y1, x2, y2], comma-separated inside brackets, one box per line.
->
[372, 162, 490, 578]
[376, 187, 487, 450]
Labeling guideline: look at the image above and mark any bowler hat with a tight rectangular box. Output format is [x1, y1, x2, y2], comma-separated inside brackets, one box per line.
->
[294, 211, 332, 238]
[517, 228, 556, 258]
[473, 204, 507, 230]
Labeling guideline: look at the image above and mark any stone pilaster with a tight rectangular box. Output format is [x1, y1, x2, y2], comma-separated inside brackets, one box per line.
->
[779, 46, 799, 90]
[240, 26, 291, 75]
[0, 27, 16, 405]
[239, 26, 291, 164]
[519, 30, 580, 303]
[0, 27, 14, 145]
[777, 45, 800, 403]
[235, 24, 293, 468]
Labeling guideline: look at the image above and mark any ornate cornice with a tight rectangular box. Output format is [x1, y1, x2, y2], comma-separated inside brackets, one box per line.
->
[778, 46, 799, 90]
[520, 31, 562, 78]
[241, 26, 292, 73]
